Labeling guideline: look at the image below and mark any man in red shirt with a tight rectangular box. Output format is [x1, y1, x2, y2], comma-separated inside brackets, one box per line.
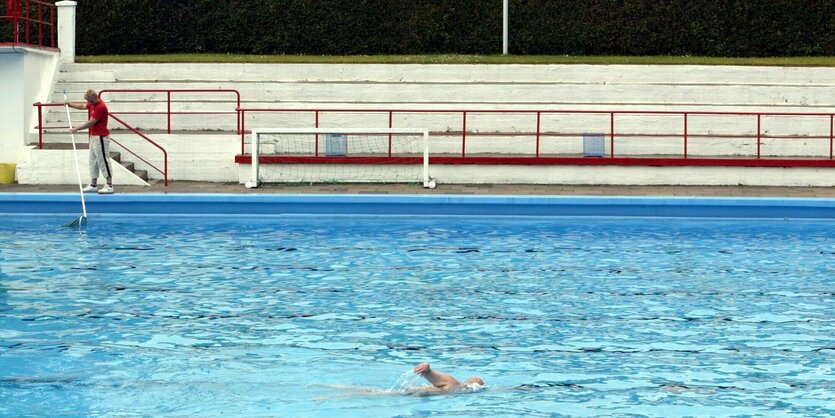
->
[67, 89, 114, 194]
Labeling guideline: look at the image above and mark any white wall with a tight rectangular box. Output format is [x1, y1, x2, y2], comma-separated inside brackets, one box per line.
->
[114, 134, 240, 182]
[0, 49, 24, 162]
[0, 46, 60, 163]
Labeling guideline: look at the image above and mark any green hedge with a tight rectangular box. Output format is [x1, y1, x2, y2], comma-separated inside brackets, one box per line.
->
[75, 0, 835, 57]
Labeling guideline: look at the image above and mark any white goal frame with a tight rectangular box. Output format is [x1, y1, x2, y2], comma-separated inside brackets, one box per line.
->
[245, 127, 433, 188]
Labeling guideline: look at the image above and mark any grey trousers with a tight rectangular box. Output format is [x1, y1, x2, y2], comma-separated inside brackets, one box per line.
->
[89, 135, 113, 180]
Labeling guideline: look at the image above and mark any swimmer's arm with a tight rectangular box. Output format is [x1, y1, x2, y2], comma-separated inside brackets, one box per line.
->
[413, 362, 460, 390]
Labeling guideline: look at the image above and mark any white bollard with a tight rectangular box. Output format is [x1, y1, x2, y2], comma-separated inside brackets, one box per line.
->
[56, 1, 77, 62]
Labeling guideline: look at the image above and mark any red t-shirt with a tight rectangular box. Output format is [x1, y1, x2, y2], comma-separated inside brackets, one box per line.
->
[86, 100, 110, 137]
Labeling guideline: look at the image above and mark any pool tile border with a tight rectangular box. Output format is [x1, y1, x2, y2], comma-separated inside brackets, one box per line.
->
[1, 193, 834, 219]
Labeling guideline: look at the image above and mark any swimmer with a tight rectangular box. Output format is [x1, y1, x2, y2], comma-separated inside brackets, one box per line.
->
[413, 362, 485, 392]
[310, 363, 485, 400]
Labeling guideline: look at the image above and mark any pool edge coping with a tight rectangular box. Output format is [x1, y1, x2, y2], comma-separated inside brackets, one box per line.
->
[1, 193, 834, 219]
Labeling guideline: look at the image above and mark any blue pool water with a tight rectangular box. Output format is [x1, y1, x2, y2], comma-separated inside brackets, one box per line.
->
[1, 213, 833, 417]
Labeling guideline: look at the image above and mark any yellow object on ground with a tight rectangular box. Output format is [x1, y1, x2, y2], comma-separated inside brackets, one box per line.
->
[0, 163, 16, 184]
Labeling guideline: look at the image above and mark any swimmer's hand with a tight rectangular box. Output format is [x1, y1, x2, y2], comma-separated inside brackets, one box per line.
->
[413, 362, 431, 376]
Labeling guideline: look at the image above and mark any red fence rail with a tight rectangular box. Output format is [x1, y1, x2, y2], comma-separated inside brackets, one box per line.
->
[99, 89, 242, 134]
[1, 0, 56, 49]
[236, 107, 835, 167]
[108, 113, 169, 186]
[33, 93, 835, 187]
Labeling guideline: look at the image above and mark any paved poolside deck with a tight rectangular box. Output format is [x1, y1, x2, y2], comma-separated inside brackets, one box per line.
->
[2, 181, 835, 197]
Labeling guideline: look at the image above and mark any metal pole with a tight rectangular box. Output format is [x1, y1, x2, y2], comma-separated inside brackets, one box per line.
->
[37, 103, 43, 149]
[756, 114, 761, 159]
[462, 111, 467, 157]
[167, 91, 171, 134]
[683, 113, 688, 158]
[502, 0, 509, 55]
[535, 111, 541, 157]
[610, 112, 616, 158]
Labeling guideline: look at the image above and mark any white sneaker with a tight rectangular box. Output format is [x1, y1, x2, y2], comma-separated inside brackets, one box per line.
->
[97, 185, 114, 194]
[81, 184, 97, 193]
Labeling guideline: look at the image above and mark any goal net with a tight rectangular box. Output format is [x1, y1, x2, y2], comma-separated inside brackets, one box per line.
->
[246, 128, 434, 188]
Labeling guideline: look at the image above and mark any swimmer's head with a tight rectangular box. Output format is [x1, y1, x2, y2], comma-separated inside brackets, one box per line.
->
[465, 376, 485, 386]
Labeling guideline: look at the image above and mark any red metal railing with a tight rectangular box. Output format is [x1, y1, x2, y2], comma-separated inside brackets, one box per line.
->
[32, 102, 169, 185]
[33, 93, 835, 186]
[109, 113, 169, 186]
[99, 89, 242, 134]
[1, 0, 56, 49]
[236, 107, 835, 167]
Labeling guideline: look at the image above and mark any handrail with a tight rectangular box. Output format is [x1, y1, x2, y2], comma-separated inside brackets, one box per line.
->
[236, 107, 835, 162]
[99, 89, 242, 134]
[31, 96, 835, 186]
[109, 114, 169, 186]
[33, 101, 71, 148]
[32, 101, 169, 186]
[1, 0, 56, 49]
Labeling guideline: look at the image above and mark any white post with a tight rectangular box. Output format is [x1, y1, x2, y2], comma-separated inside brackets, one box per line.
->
[246, 129, 260, 188]
[56, 1, 77, 62]
[502, 0, 508, 55]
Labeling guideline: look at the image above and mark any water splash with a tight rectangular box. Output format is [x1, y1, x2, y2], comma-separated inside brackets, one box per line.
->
[388, 370, 423, 392]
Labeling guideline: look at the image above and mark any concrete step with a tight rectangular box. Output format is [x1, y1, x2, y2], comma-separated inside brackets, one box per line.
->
[51, 80, 835, 107]
[58, 63, 835, 85]
[134, 169, 149, 181]
[36, 142, 90, 149]
[32, 145, 150, 182]
[47, 63, 835, 148]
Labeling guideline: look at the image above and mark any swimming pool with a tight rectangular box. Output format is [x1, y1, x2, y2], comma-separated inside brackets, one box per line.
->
[1, 195, 833, 417]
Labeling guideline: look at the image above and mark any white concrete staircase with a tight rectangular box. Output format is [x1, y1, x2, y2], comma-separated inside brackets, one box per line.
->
[46, 63, 835, 131]
[19, 62, 835, 186]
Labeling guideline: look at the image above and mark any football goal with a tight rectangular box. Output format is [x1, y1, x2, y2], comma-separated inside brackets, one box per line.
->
[245, 128, 434, 188]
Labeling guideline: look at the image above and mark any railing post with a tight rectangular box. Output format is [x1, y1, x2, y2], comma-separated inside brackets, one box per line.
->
[535, 111, 541, 157]
[166, 91, 171, 134]
[683, 112, 688, 159]
[610, 112, 615, 158]
[25, 0, 30, 44]
[240, 110, 246, 155]
[388, 111, 393, 157]
[236, 92, 241, 134]
[36, 103, 43, 149]
[757, 114, 761, 159]
[50, 6, 55, 47]
[37, 1, 42, 46]
[314, 111, 319, 157]
[830, 114, 833, 160]
[11, 0, 19, 43]
[462, 111, 467, 157]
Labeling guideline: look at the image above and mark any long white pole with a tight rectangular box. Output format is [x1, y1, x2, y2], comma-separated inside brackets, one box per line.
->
[63, 90, 87, 218]
[502, 0, 509, 55]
